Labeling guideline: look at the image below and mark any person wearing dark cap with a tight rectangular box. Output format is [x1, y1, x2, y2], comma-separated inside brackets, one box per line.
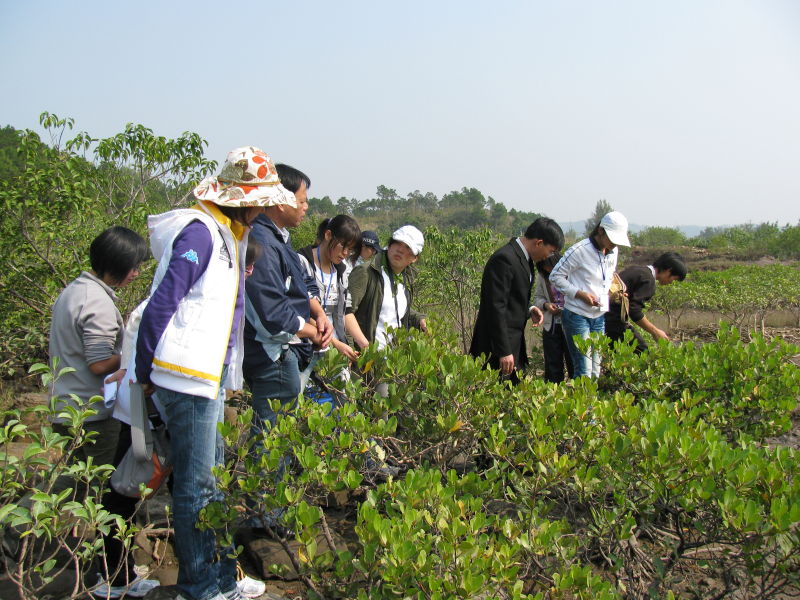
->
[344, 229, 381, 286]
[358, 231, 381, 264]
[604, 251, 687, 353]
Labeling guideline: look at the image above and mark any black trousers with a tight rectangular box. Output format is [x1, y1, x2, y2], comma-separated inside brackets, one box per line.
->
[543, 322, 574, 383]
[606, 322, 648, 354]
[102, 423, 139, 585]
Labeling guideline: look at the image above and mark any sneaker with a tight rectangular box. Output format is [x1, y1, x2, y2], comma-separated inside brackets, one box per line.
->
[236, 575, 266, 598]
[92, 573, 161, 598]
[222, 587, 246, 600]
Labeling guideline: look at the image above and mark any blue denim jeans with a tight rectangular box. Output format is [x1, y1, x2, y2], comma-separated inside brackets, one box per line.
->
[244, 347, 317, 529]
[246, 347, 302, 434]
[561, 308, 605, 379]
[155, 366, 236, 600]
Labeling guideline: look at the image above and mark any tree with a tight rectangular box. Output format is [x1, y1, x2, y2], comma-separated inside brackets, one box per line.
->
[584, 199, 613, 237]
[0, 112, 215, 374]
[308, 195, 335, 216]
[631, 226, 687, 247]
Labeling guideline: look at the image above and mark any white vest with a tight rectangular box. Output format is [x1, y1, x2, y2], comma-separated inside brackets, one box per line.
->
[147, 202, 247, 399]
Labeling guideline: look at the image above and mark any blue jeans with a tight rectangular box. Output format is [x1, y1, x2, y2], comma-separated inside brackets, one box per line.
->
[561, 309, 605, 379]
[246, 347, 302, 434]
[155, 367, 236, 600]
[244, 347, 317, 529]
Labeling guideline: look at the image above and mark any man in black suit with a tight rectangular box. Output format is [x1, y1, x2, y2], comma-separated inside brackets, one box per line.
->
[470, 217, 564, 383]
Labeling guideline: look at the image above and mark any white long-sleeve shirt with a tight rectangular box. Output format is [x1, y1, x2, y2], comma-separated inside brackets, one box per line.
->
[550, 237, 618, 318]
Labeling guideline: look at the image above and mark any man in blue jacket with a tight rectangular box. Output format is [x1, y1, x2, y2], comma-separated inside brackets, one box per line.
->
[243, 164, 332, 432]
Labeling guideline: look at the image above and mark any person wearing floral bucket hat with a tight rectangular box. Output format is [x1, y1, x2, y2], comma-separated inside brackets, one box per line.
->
[134, 146, 295, 600]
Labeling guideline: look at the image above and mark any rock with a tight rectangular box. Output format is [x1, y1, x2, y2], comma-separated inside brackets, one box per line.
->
[236, 527, 347, 581]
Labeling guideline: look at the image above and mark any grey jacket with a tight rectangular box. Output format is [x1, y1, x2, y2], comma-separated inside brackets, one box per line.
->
[49, 271, 123, 422]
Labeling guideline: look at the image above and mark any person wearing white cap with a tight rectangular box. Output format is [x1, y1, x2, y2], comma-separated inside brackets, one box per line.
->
[134, 146, 296, 600]
[549, 211, 630, 379]
[348, 224, 427, 351]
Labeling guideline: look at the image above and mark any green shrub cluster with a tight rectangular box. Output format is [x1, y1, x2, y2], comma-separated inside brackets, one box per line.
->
[649, 264, 800, 330]
[200, 327, 800, 599]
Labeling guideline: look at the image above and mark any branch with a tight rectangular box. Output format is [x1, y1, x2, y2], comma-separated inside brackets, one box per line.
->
[319, 512, 338, 555]
[266, 523, 323, 597]
[19, 223, 69, 288]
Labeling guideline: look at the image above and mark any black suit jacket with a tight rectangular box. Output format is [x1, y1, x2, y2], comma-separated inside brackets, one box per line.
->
[469, 239, 535, 369]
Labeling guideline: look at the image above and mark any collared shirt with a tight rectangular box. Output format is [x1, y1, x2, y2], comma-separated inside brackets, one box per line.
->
[516, 238, 535, 315]
[515, 237, 530, 263]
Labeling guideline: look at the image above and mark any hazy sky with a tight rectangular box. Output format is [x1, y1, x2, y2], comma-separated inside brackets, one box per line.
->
[2, 1, 799, 227]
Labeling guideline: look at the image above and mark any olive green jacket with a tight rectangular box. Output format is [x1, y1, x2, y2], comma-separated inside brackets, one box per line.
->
[348, 250, 425, 343]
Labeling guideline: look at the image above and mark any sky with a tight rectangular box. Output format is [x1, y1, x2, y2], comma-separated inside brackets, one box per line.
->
[1, 0, 799, 228]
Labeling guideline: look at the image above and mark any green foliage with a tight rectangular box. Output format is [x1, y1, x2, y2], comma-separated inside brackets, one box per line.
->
[355, 468, 534, 599]
[601, 325, 800, 441]
[205, 328, 800, 598]
[415, 226, 504, 353]
[306, 185, 543, 240]
[0, 113, 215, 376]
[650, 264, 800, 330]
[693, 222, 800, 259]
[630, 226, 687, 247]
[0, 361, 137, 599]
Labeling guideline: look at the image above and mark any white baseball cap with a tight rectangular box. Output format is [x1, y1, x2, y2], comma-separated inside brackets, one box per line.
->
[599, 211, 630, 247]
[391, 225, 424, 256]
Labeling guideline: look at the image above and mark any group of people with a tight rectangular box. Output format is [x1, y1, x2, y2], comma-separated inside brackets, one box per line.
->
[470, 212, 687, 384]
[47, 145, 687, 600]
[47, 147, 428, 600]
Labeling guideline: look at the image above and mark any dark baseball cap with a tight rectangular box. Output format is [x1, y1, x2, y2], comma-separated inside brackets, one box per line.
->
[361, 230, 381, 251]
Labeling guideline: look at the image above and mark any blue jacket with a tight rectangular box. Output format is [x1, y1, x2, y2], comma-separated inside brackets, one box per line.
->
[243, 214, 318, 375]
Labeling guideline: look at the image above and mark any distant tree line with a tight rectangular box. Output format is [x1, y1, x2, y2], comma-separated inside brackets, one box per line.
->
[307, 185, 543, 239]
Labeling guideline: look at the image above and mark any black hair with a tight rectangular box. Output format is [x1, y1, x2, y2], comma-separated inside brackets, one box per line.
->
[317, 215, 361, 252]
[275, 163, 311, 194]
[347, 239, 364, 266]
[217, 205, 257, 225]
[89, 226, 149, 284]
[245, 236, 263, 267]
[535, 252, 562, 277]
[524, 217, 565, 250]
[652, 251, 688, 281]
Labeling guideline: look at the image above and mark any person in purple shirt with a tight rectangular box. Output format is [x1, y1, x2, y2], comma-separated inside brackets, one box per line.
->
[135, 147, 296, 600]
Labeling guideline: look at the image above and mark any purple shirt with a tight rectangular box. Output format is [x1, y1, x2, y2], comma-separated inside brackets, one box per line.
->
[136, 220, 243, 383]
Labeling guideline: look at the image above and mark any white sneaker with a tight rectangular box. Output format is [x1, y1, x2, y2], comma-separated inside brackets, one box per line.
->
[92, 573, 161, 598]
[236, 575, 266, 598]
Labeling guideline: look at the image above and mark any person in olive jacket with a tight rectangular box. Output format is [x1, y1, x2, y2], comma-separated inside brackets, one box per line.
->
[348, 225, 427, 350]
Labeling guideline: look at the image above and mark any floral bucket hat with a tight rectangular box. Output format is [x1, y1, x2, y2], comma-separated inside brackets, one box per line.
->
[193, 146, 297, 208]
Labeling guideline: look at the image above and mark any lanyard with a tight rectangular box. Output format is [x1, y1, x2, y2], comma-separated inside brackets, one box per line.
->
[597, 249, 608, 282]
[316, 246, 335, 309]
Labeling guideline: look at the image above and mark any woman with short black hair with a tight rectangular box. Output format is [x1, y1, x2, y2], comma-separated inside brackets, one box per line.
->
[48, 225, 155, 597]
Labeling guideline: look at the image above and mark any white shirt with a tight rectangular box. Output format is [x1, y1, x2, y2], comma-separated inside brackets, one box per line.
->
[550, 237, 618, 319]
[374, 268, 408, 350]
